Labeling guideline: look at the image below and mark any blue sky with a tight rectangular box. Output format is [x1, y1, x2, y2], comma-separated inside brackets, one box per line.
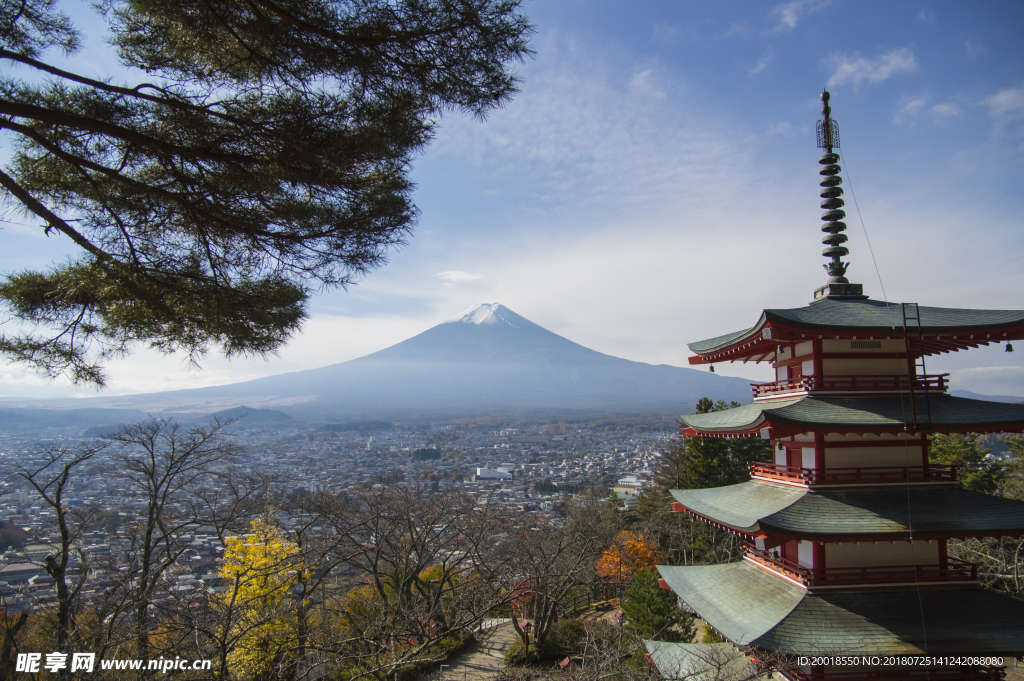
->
[3, 0, 1024, 399]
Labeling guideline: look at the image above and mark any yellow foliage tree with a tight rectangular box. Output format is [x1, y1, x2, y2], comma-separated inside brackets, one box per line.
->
[217, 517, 307, 681]
[596, 530, 663, 584]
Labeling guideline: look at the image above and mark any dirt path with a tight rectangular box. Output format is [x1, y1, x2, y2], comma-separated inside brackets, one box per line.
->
[429, 604, 707, 681]
[435, 622, 518, 681]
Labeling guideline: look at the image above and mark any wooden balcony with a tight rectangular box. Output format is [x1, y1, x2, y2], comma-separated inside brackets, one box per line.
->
[743, 544, 979, 589]
[748, 462, 958, 487]
[752, 373, 949, 399]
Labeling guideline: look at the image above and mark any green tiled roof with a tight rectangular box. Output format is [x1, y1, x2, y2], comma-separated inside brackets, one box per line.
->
[670, 483, 805, 530]
[768, 298, 1024, 331]
[681, 395, 1024, 433]
[643, 641, 747, 681]
[680, 397, 799, 432]
[753, 586, 1024, 655]
[765, 486, 1024, 538]
[659, 562, 1024, 655]
[672, 482, 1024, 538]
[656, 563, 804, 645]
[688, 298, 1024, 355]
[687, 325, 760, 354]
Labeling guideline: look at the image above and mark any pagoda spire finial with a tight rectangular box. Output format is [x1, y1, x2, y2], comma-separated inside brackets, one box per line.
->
[812, 90, 866, 301]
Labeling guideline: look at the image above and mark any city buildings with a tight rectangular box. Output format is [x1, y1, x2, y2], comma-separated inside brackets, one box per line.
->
[0, 416, 662, 611]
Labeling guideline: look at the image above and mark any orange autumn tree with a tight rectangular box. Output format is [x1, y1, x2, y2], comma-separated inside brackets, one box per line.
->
[596, 531, 664, 585]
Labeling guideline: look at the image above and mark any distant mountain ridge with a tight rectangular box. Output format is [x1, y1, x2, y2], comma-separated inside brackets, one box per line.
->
[950, 390, 1024, 404]
[202, 302, 757, 414]
[0, 407, 149, 428]
[207, 405, 293, 424]
[3, 303, 757, 417]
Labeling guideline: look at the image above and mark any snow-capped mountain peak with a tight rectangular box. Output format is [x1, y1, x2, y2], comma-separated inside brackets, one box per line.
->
[444, 303, 517, 326]
[35, 301, 755, 414]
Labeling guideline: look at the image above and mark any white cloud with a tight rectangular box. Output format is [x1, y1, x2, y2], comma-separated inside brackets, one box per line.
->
[894, 95, 962, 126]
[982, 86, 1024, 160]
[769, 0, 832, 32]
[825, 47, 917, 90]
[723, 22, 752, 38]
[0, 365, 79, 397]
[894, 96, 926, 125]
[964, 40, 987, 58]
[917, 10, 936, 24]
[436, 270, 484, 284]
[984, 86, 1024, 118]
[931, 102, 962, 118]
[429, 35, 739, 221]
[0, 312, 432, 399]
[768, 121, 797, 136]
[651, 23, 678, 44]
[629, 68, 666, 99]
[750, 49, 773, 75]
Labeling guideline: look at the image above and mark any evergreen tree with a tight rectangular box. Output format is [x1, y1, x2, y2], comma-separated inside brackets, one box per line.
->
[0, 0, 532, 385]
[643, 398, 773, 567]
[652, 398, 772, 493]
[677, 435, 731, 490]
[727, 432, 773, 481]
[929, 433, 1003, 493]
[1002, 437, 1024, 501]
[621, 568, 694, 642]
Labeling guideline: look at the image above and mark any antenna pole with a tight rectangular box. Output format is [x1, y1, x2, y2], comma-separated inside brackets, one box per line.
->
[812, 90, 866, 301]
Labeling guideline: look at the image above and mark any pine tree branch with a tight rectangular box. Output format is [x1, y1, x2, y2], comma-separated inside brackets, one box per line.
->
[0, 167, 110, 259]
[0, 98, 258, 164]
[0, 48, 240, 122]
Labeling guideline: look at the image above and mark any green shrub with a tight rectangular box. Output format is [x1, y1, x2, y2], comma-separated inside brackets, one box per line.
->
[622, 569, 696, 643]
[701, 624, 724, 643]
[394, 632, 474, 681]
[549, 618, 586, 651]
[501, 619, 588, 666]
[502, 638, 562, 667]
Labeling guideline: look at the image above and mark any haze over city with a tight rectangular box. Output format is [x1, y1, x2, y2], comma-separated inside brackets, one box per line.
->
[3, 0, 1023, 401]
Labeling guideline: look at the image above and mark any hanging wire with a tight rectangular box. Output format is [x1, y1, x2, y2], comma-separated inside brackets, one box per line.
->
[841, 148, 929, 652]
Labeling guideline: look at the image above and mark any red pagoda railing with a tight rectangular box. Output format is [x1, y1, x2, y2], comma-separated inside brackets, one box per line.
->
[743, 545, 979, 588]
[748, 462, 958, 486]
[751, 373, 949, 399]
[743, 545, 809, 584]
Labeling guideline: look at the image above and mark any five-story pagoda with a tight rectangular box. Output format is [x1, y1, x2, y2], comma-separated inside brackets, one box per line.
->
[648, 91, 1024, 679]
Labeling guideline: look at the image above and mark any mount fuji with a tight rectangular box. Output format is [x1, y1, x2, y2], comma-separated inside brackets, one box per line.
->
[24, 304, 756, 417]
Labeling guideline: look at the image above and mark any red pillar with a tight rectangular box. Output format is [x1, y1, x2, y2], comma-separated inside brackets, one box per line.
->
[814, 431, 825, 471]
[811, 338, 823, 382]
